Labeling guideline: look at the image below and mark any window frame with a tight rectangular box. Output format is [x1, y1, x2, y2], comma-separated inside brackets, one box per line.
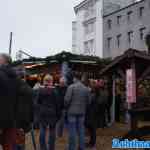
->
[128, 31, 134, 45]
[139, 27, 146, 40]
[139, 6, 144, 17]
[117, 34, 122, 48]
[84, 41, 89, 54]
[107, 19, 112, 30]
[127, 11, 133, 22]
[107, 37, 112, 49]
[117, 15, 122, 25]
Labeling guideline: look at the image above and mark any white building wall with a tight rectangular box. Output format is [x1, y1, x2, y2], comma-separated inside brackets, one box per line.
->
[76, 9, 85, 54]
[95, 0, 103, 57]
[72, 0, 137, 57]
[73, 0, 103, 57]
[72, 21, 77, 53]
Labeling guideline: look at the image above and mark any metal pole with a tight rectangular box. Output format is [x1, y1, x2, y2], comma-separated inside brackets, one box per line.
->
[9, 32, 13, 56]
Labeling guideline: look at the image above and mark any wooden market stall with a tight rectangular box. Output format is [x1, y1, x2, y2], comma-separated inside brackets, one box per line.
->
[100, 48, 150, 138]
[14, 51, 110, 86]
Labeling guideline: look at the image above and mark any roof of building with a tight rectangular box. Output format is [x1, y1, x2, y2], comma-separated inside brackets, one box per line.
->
[100, 48, 150, 79]
[13, 51, 111, 67]
[74, 0, 90, 14]
[13, 51, 111, 77]
[103, 0, 145, 18]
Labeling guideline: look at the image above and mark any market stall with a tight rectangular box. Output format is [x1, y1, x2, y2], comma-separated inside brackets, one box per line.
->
[100, 48, 150, 138]
[14, 51, 110, 86]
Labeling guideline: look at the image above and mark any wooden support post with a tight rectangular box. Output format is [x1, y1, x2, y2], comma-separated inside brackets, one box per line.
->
[111, 75, 116, 124]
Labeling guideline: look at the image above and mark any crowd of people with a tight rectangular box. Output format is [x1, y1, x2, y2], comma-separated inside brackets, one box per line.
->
[0, 53, 112, 150]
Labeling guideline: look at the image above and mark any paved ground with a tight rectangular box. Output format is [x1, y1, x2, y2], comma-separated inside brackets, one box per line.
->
[25, 123, 146, 150]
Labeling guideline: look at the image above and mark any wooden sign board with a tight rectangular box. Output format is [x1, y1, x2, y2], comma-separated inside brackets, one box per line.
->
[126, 69, 136, 103]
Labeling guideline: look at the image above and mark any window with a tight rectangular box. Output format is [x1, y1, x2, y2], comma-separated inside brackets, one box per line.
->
[139, 7, 144, 17]
[85, 24, 89, 34]
[127, 11, 133, 22]
[117, 34, 122, 48]
[107, 19, 112, 29]
[84, 24, 88, 34]
[84, 22, 95, 35]
[84, 41, 89, 54]
[107, 37, 112, 49]
[139, 27, 146, 40]
[72, 22, 76, 31]
[117, 15, 122, 25]
[89, 39, 94, 52]
[128, 31, 133, 45]
[84, 1, 95, 19]
[72, 44, 76, 49]
[85, 9, 90, 18]
[84, 39, 94, 54]
[89, 22, 94, 33]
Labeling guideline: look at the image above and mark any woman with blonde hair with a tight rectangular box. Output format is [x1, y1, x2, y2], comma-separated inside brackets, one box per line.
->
[33, 76, 42, 90]
[36, 74, 59, 150]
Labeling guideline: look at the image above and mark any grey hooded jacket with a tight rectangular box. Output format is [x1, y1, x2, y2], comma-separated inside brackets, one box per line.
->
[65, 80, 91, 115]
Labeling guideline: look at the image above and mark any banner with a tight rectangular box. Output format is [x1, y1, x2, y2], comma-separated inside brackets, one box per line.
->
[126, 69, 136, 103]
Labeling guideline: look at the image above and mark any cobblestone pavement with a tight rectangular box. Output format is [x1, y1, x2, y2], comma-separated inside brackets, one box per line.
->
[26, 123, 148, 150]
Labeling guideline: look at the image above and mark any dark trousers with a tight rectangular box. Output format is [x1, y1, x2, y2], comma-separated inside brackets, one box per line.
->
[106, 105, 111, 123]
[115, 104, 120, 122]
[88, 126, 96, 146]
[39, 124, 56, 150]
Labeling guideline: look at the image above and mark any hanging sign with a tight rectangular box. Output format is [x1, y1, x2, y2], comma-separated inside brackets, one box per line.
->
[126, 69, 136, 103]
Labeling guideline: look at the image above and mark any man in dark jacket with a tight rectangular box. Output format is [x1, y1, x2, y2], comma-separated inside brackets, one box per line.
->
[0, 53, 33, 150]
[56, 77, 67, 137]
[0, 54, 18, 128]
[15, 71, 33, 132]
[85, 81, 98, 149]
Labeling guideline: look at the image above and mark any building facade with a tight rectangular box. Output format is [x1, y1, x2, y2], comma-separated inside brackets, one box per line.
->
[103, 0, 150, 58]
[72, 0, 103, 56]
[72, 21, 77, 53]
[72, 0, 136, 57]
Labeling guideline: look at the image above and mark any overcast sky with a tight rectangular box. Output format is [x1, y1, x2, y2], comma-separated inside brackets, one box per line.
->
[0, 0, 81, 59]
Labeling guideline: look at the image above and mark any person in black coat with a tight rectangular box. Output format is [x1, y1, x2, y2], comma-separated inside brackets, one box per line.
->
[55, 77, 67, 137]
[15, 75, 33, 132]
[85, 81, 98, 148]
[86, 80, 108, 148]
[37, 74, 60, 150]
[0, 60, 18, 128]
[15, 69, 33, 150]
[106, 83, 113, 125]
[0, 53, 33, 150]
